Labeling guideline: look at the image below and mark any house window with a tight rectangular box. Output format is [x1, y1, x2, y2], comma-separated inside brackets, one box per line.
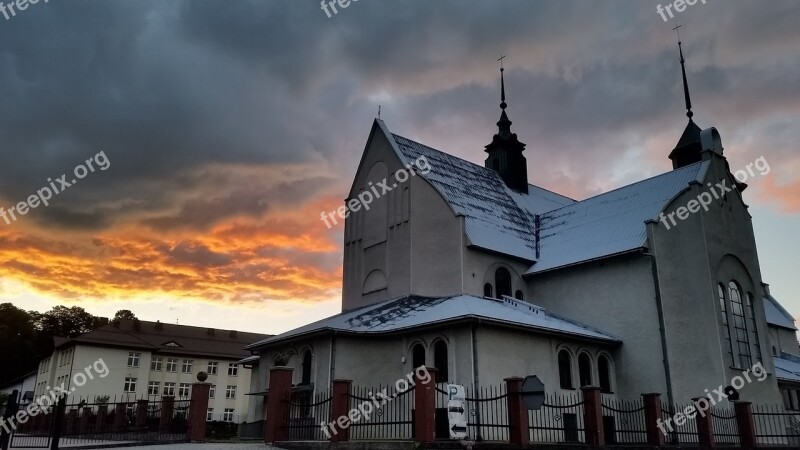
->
[127, 352, 141, 367]
[434, 341, 449, 383]
[124, 377, 137, 392]
[166, 358, 178, 372]
[514, 290, 524, 300]
[148, 381, 160, 396]
[207, 361, 218, 375]
[578, 353, 592, 387]
[178, 383, 191, 397]
[163, 382, 175, 396]
[223, 408, 235, 422]
[495, 268, 511, 299]
[747, 293, 763, 363]
[226, 386, 236, 399]
[558, 350, 573, 389]
[151, 357, 163, 371]
[206, 408, 213, 421]
[182, 360, 193, 374]
[729, 281, 752, 368]
[228, 364, 239, 377]
[209, 385, 216, 399]
[301, 352, 313, 386]
[483, 283, 493, 298]
[598, 355, 612, 393]
[412, 343, 426, 369]
[719, 284, 735, 366]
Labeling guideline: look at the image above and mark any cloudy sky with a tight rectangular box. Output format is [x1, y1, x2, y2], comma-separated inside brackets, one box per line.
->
[0, 0, 798, 334]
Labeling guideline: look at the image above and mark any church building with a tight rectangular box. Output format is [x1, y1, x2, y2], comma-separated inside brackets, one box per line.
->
[245, 46, 792, 421]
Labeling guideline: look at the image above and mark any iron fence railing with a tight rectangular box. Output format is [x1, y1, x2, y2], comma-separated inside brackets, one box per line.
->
[601, 396, 648, 445]
[528, 391, 585, 443]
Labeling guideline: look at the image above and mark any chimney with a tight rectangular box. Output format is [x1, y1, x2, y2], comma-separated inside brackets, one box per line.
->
[155, 321, 163, 331]
[133, 319, 141, 332]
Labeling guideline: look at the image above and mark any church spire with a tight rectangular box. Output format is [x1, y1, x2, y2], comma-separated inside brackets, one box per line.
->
[485, 56, 528, 193]
[668, 27, 703, 169]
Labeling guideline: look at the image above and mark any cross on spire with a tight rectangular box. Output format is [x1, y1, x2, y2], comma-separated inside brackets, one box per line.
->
[498, 54, 507, 109]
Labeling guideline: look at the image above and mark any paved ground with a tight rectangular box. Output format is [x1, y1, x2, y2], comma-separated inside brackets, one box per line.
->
[100, 444, 280, 449]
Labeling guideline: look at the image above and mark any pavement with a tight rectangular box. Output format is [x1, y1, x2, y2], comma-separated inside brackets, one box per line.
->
[99, 444, 281, 450]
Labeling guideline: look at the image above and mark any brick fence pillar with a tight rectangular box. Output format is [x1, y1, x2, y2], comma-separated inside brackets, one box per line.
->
[505, 377, 529, 445]
[330, 379, 352, 442]
[691, 398, 715, 449]
[643, 393, 665, 447]
[187, 382, 210, 442]
[734, 401, 757, 449]
[581, 386, 604, 446]
[159, 396, 175, 433]
[264, 367, 293, 443]
[414, 366, 437, 444]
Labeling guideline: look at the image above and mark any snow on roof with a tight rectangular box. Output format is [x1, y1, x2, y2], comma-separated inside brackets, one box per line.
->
[377, 120, 710, 272]
[774, 355, 800, 383]
[527, 161, 710, 274]
[246, 294, 619, 349]
[764, 294, 797, 330]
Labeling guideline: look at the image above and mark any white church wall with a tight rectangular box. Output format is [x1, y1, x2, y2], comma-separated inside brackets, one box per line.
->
[462, 248, 530, 299]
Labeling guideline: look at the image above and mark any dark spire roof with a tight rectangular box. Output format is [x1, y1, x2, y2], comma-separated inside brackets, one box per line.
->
[485, 61, 528, 193]
[669, 35, 703, 169]
[678, 40, 694, 120]
[497, 66, 512, 138]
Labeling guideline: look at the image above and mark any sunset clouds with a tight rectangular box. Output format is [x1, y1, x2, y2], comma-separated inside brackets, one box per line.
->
[0, 0, 798, 331]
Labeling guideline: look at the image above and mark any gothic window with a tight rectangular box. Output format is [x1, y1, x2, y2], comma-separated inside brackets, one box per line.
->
[719, 283, 735, 367]
[558, 350, 573, 389]
[495, 268, 511, 299]
[514, 290, 523, 300]
[578, 353, 592, 387]
[598, 355, 612, 393]
[301, 351, 312, 386]
[483, 283, 493, 298]
[729, 281, 752, 368]
[747, 292, 763, 364]
[412, 343, 426, 369]
[434, 341, 449, 383]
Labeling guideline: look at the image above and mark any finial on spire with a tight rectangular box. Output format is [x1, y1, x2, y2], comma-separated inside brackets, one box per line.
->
[673, 25, 693, 120]
[498, 54, 507, 110]
[378, 104, 381, 120]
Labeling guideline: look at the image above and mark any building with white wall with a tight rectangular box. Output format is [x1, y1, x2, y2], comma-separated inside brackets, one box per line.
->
[35, 319, 268, 423]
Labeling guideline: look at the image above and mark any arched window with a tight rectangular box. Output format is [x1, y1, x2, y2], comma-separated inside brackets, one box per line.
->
[412, 343, 426, 369]
[514, 290, 524, 300]
[719, 283, 734, 366]
[578, 353, 592, 387]
[558, 350, 573, 389]
[729, 281, 752, 368]
[483, 283, 493, 298]
[598, 355, 612, 393]
[747, 292, 762, 364]
[301, 351, 312, 386]
[495, 268, 511, 299]
[434, 341, 449, 383]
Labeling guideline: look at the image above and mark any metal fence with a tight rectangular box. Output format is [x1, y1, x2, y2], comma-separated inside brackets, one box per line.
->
[661, 403, 698, 445]
[601, 396, 648, 445]
[752, 404, 800, 447]
[348, 384, 414, 440]
[528, 391, 585, 443]
[284, 388, 332, 441]
[709, 405, 739, 446]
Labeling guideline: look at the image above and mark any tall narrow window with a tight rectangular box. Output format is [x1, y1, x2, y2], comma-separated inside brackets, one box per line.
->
[747, 293, 763, 364]
[719, 284, 735, 367]
[558, 350, 573, 389]
[412, 344, 426, 369]
[434, 341, 449, 383]
[495, 268, 511, 299]
[483, 283, 493, 298]
[598, 355, 612, 393]
[729, 281, 752, 368]
[514, 290, 524, 300]
[301, 351, 312, 386]
[578, 353, 592, 387]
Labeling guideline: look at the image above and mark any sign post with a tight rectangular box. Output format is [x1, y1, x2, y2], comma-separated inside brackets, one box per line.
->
[521, 375, 546, 410]
[447, 384, 468, 440]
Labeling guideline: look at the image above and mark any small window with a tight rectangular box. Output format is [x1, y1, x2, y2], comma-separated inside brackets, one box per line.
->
[598, 355, 612, 393]
[226, 385, 236, 399]
[182, 360, 193, 374]
[434, 341, 449, 383]
[301, 351, 313, 386]
[178, 383, 191, 397]
[223, 408, 235, 422]
[412, 343, 426, 369]
[207, 361, 218, 375]
[209, 385, 216, 399]
[148, 381, 160, 396]
[483, 283, 493, 298]
[514, 290, 524, 300]
[578, 353, 592, 387]
[150, 357, 163, 371]
[124, 377, 137, 392]
[163, 382, 175, 396]
[127, 352, 141, 367]
[495, 268, 511, 298]
[206, 408, 213, 421]
[558, 350, 573, 389]
[166, 358, 178, 372]
[228, 363, 239, 377]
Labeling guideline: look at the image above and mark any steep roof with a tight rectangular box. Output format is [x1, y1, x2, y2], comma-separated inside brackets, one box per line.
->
[58, 319, 270, 360]
[377, 120, 710, 272]
[764, 294, 797, 330]
[246, 294, 619, 349]
[774, 354, 800, 383]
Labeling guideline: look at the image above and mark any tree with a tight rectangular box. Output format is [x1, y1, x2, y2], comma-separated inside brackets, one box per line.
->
[32, 305, 107, 338]
[0, 303, 43, 384]
[113, 309, 137, 321]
